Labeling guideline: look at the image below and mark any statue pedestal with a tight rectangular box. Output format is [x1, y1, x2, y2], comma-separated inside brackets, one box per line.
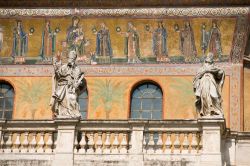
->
[198, 118, 225, 166]
[52, 118, 79, 166]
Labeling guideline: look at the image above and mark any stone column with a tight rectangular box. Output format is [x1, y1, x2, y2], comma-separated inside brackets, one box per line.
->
[52, 119, 79, 166]
[199, 118, 225, 166]
[128, 121, 145, 166]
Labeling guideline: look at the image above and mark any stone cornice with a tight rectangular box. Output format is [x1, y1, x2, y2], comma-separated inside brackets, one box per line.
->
[0, 7, 249, 18]
[0, 63, 233, 77]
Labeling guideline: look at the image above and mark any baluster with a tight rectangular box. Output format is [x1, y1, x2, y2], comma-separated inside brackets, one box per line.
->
[120, 132, 128, 154]
[20, 132, 29, 153]
[78, 132, 86, 154]
[198, 133, 203, 152]
[182, 133, 189, 154]
[37, 132, 45, 153]
[29, 132, 37, 153]
[45, 132, 53, 153]
[74, 132, 79, 153]
[147, 132, 155, 154]
[143, 133, 147, 153]
[174, 132, 181, 154]
[103, 132, 111, 154]
[4, 132, 13, 153]
[95, 132, 103, 154]
[164, 132, 171, 154]
[13, 132, 21, 153]
[191, 132, 198, 154]
[86, 132, 94, 154]
[112, 132, 119, 154]
[0, 132, 4, 153]
[53, 132, 57, 152]
[155, 132, 163, 154]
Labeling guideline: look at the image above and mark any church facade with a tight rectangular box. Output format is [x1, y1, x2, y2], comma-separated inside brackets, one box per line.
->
[0, 2, 249, 166]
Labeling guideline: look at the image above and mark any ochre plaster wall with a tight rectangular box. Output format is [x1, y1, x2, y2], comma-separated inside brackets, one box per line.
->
[0, 76, 230, 126]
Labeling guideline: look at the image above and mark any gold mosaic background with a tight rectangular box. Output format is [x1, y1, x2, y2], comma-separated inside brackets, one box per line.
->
[0, 17, 236, 57]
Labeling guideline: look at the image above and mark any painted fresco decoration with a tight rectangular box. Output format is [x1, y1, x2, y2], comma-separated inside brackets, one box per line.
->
[0, 17, 236, 65]
[174, 21, 197, 62]
[40, 20, 59, 61]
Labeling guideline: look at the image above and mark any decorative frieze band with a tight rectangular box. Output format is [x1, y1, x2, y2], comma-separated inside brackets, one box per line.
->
[0, 64, 232, 77]
[0, 7, 249, 17]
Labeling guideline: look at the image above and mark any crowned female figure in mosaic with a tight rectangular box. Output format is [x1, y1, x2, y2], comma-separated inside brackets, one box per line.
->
[12, 20, 28, 57]
[50, 50, 85, 118]
[193, 52, 225, 117]
[96, 23, 112, 57]
[66, 16, 88, 56]
[152, 21, 168, 59]
[124, 22, 140, 63]
[179, 21, 197, 61]
[40, 20, 56, 59]
[208, 20, 222, 60]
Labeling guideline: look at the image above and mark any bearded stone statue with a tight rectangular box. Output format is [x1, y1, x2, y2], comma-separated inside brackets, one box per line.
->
[193, 52, 225, 117]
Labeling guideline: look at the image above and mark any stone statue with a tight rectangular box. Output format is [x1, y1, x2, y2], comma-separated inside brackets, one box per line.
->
[50, 50, 85, 118]
[193, 52, 225, 117]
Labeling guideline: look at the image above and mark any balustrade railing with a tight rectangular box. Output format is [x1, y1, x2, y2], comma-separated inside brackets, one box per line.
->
[0, 120, 57, 154]
[74, 121, 130, 154]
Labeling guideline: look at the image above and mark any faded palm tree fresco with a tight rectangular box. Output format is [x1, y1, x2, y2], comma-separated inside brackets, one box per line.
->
[15, 78, 51, 119]
[90, 79, 128, 119]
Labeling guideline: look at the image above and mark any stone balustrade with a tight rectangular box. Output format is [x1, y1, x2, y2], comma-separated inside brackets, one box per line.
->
[0, 118, 249, 166]
[0, 120, 57, 154]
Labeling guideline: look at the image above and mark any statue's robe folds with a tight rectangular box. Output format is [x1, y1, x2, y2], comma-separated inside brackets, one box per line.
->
[12, 27, 28, 57]
[193, 65, 225, 117]
[51, 63, 83, 118]
[96, 29, 112, 57]
[152, 27, 168, 57]
[40, 27, 56, 59]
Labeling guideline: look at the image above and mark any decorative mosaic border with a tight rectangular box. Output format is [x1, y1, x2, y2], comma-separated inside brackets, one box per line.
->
[0, 64, 232, 77]
[0, 7, 249, 17]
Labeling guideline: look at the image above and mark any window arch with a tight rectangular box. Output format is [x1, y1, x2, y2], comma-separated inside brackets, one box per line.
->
[130, 82, 163, 120]
[79, 90, 88, 119]
[0, 81, 14, 119]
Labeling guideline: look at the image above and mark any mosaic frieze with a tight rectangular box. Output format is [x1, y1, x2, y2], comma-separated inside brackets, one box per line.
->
[0, 17, 237, 65]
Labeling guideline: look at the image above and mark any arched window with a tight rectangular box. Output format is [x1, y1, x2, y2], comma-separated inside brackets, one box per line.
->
[79, 90, 88, 119]
[0, 82, 14, 119]
[130, 82, 163, 120]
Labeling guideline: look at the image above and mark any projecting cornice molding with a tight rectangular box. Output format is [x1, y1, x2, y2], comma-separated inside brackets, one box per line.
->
[0, 7, 249, 17]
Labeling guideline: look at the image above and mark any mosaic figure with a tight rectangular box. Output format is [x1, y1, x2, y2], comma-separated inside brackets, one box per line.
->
[40, 20, 56, 59]
[176, 21, 197, 61]
[12, 20, 28, 57]
[193, 52, 225, 117]
[208, 20, 222, 60]
[96, 23, 112, 57]
[66, 16, 88, 56]
[152, 21, 168, 58]
[50, 50, 85, 118]
[124, 22, 141, 63]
